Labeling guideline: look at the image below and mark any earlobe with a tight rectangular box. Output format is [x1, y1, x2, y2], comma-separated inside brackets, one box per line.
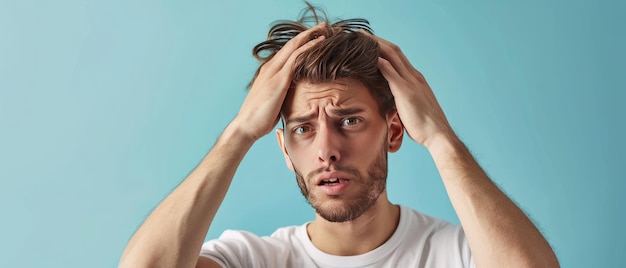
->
[276, 129, 295, 171]
[387, 110, 404, 153]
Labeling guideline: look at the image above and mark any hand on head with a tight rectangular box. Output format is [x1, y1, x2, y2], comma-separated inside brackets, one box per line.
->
[232, 23, 327, 141]
[366, 32, 455, 148]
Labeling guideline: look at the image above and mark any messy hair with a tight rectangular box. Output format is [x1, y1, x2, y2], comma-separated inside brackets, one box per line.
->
[250, 3, 395, 116]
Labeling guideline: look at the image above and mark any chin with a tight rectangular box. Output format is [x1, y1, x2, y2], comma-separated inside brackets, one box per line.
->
[310, 196, 374, 223]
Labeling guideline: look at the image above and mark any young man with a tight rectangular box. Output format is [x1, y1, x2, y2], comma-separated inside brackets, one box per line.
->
[119, 6, 559, 268]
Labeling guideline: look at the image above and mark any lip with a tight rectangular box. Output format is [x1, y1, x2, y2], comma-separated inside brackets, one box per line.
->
[317, 179, 351, 195]
[315, 171, 352, 196]
[315, 171, 352, 186]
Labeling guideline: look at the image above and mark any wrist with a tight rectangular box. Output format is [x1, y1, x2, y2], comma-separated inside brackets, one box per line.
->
[425, 132, 467, 159]
[218, 121, 258, 149]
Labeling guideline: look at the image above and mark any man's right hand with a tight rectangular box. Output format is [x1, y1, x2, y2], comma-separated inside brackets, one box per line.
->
[119, 23, 328, 268]
[230, 23, 327, 141]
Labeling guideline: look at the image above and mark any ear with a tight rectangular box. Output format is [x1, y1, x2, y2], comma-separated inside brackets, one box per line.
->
[276, 128, 294, 171]
[386, 110, 404, 153]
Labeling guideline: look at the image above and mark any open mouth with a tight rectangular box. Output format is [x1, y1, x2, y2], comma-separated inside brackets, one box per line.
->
[318, 178, 349, 186]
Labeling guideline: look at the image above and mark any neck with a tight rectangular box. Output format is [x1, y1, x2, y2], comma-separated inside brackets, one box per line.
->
[306, 192, 400, 256]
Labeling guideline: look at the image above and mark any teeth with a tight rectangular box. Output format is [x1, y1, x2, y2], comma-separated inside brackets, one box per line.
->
[321, 178, 341, 185]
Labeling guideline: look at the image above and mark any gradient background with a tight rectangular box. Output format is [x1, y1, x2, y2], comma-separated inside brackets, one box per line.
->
[1, 0, 624, 267]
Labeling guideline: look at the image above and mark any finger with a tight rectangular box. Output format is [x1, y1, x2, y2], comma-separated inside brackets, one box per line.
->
[377, 57, 404, 91]
[362, 31, 414, 77]
[267, 22, 327, 70]
[377, 39, 413, 78]
[280, 35, 326, 74]
[370, 33, 413, 70]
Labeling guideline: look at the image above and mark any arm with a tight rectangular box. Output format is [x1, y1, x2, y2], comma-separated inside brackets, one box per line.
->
[428, 133, 559, 268]
[118, 24, 327, 268]
[373, 34, 559, 268]
[119, 125, 252, 268]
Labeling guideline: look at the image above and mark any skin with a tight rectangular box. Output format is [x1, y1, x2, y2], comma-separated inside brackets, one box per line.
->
[118, 23, 329, 268]
[118, 22, 560, 268]
[372, 33, 560, 267]
[276, 79, 405, 255]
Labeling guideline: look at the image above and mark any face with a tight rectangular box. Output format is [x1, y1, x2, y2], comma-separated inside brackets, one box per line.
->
[277, 78, 402, 222]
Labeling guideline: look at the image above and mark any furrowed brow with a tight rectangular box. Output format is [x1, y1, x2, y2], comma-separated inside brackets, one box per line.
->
[285, 114, 316, 126]
[331, 107, 365, 117]
[285, 108, 365, 126]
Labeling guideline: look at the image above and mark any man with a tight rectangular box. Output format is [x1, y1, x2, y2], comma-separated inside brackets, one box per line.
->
[119, 5, 559, 268]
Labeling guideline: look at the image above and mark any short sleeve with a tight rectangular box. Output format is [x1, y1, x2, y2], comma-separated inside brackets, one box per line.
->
[200, 230, 292, 268]
[427, 223, 476, 268]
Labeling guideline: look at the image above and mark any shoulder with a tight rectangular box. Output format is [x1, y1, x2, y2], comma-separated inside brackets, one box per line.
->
[200, 225, 309, 267]
[397, 206, 474, 267]
[400, 205, 462, 236]
[200, 228, 295, 255]
[269, 224, 301, 240]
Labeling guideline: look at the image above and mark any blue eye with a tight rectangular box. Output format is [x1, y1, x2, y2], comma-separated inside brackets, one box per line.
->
[342, 118, 361, 126]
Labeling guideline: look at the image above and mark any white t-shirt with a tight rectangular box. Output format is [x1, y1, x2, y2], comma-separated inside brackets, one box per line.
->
[200, 205, 475, 268]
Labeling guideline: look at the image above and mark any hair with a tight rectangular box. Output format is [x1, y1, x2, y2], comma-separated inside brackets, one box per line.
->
[250, 2, 395, 117]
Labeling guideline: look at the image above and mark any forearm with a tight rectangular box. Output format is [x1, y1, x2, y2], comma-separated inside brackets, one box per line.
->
[119, 123, 255, 268]
[426, 134, 559, 268]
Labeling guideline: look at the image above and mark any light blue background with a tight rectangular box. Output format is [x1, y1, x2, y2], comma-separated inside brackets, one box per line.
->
[1, 0, 624, 267]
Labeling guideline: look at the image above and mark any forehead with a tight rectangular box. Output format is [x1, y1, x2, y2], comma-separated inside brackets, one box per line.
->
[282, 78, 378, 116]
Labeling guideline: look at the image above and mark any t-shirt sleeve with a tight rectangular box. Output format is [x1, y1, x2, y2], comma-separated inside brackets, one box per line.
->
[455, 226, 476, 268]
[429, 223, 476, 268]
[199, 230, 291, 268]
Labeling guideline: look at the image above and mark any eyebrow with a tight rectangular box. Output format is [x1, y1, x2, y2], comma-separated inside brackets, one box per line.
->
[332, 107, 364, 117]
[285, 107, 365, 126]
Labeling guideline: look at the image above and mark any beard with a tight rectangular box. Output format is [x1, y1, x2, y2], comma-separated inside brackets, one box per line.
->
[293, 138, 388, 223]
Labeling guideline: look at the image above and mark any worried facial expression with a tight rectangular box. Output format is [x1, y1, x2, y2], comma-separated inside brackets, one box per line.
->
[277, 78, 403, 222]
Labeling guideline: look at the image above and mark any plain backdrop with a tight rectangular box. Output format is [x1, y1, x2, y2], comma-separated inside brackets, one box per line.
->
[1, 0, 624, 267]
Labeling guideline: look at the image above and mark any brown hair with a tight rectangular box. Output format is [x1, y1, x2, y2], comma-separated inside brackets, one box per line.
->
[251, 3, 395, 116]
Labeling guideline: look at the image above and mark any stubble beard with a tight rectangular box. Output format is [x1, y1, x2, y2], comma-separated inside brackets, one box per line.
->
[293, 139, 388, 223]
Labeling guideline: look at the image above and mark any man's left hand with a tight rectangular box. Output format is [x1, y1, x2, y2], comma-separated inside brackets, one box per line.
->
[373, 34, 456, 148]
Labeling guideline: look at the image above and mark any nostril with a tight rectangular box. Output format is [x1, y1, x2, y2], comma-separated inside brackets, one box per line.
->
[329, 155, 337, 161]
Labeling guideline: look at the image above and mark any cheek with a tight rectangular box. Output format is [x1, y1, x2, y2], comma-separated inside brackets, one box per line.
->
[355, 130, 388, 155]
[284, 140, 308, 168]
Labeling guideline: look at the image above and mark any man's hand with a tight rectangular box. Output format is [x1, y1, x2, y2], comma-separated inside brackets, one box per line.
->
[373, 34, 455, 148]
[232, 23, 327, 141]
[371, 34, 560, 267]
[119, 26, 328, 268]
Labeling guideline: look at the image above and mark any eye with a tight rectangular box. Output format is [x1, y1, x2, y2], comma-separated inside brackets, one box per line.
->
[342, 117, 361, 126]
[294, 126, 311, 134]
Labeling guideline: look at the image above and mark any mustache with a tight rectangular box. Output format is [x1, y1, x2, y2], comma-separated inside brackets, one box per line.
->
[306, 164, 361, 181]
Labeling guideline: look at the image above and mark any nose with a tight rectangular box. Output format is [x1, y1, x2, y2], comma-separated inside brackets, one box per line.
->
[315, 124, 341, 164]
